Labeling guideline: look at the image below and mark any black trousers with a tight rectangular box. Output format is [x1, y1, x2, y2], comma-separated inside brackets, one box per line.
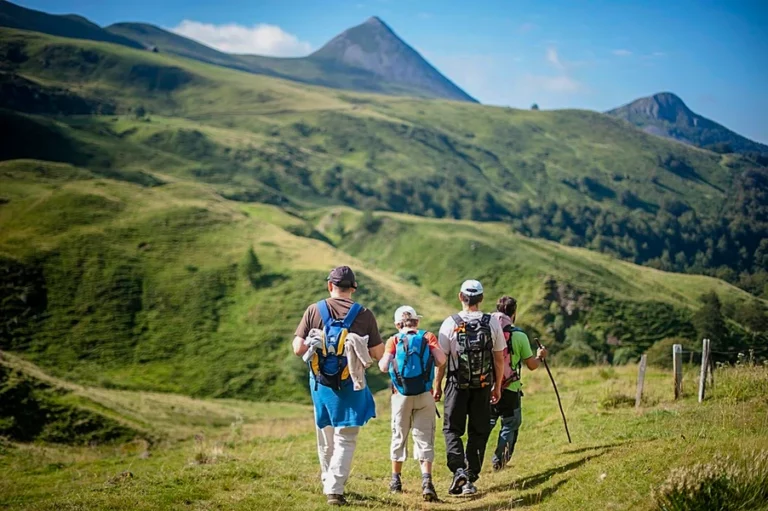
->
[443, 381, 492, 481]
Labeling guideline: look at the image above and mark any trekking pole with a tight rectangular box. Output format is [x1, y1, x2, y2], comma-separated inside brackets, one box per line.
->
[535, 338, 572, 444]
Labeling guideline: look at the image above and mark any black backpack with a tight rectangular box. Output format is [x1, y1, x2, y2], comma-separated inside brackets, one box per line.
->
[450, 313, 494, 389]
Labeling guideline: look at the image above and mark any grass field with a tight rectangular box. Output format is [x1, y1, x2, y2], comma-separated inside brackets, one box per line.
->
[2, 353, 767, 510]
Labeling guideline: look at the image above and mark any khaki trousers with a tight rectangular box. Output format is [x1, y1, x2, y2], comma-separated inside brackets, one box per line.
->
[390, 392, 436, 463]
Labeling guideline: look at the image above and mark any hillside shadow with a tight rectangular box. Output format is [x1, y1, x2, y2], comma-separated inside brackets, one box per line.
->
[488, 451, 607, 493]
[461, 479, 570, 510]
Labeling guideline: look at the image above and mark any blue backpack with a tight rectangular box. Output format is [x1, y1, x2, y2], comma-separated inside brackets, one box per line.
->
[389, 330, 435, 396]
[309, 300, 363, 390]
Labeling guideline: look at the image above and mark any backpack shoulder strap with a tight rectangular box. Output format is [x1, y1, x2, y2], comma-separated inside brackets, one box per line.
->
[480, 313, 491, 326]
[316, 300, 334, 327]
[342, 303, 363, 329]
[451, 314, 464, 327]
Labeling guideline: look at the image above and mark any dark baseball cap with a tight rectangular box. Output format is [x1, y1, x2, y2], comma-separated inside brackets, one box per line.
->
[327, 266, 357, 289]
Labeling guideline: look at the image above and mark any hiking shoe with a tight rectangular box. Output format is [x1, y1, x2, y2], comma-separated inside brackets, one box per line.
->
[422, 480, 438, 502]
[326, 494, 347, 506]
[492, 459, 503, 471]
[461, 480, 478, 496]
[389, 475, 402, 493]
[448, 468, 468, 495]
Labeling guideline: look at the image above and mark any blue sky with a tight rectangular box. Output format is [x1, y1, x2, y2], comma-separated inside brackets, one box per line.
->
[15, 0, 768, 144]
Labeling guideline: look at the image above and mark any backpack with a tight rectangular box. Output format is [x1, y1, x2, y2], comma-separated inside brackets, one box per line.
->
[450, 313, 494, 389]
[308, 300, 362, 390]
[502, 324, 524, 388]
[389, 330, 435, 396]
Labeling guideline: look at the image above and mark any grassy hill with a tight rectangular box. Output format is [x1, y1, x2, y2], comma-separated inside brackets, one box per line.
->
[0, 27, 765, 400]
[0, 27, 764, 299]
[2, 353, 767, 510]
[0, 156, 762, 401]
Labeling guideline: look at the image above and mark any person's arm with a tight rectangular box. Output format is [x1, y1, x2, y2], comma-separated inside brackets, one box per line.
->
[433, 319, 453, 401]
[369, 343, 385, 361]
[490, 316, 506, 403]
[378, 351, 393, 372]
[364, 311, 385, 361]
[292, 307, 314, 357]
[426, 332, 447, 368]
[293, 336, 308, 357]
[524, 346, 549, 370]
[433, 364, 446, 402]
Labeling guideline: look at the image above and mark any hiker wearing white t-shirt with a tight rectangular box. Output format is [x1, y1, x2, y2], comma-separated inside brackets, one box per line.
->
[433, 279, 505, 496]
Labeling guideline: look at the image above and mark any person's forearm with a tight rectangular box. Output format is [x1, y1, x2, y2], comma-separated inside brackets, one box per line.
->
[434, 364, 446, 389]
[493, 351, 504, 388]
[378, 353, 391, 373]
[293, 336, 308, 356]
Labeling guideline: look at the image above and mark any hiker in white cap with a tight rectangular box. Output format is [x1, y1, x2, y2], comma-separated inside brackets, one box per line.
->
[433, 279, 506, 496]
[378, 305, 446, 501]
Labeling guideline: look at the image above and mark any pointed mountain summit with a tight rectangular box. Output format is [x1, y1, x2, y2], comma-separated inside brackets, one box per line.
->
[309, 16, 477, 102]
[607, 92, 768, 155]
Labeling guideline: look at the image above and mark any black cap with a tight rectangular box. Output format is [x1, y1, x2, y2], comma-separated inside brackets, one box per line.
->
[327, 266, 357, 289]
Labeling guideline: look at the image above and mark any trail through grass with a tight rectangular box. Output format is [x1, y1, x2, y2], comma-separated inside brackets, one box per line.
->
[2, 358, 766, 510]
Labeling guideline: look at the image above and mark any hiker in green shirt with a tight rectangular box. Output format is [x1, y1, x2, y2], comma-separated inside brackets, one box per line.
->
[490, 296, 548, 470]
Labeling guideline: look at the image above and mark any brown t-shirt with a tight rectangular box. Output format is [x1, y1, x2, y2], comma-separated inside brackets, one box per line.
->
[294, 298, 383, 349]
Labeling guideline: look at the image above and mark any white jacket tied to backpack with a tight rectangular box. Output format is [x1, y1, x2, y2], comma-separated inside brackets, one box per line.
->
[344, 333, 372, 391]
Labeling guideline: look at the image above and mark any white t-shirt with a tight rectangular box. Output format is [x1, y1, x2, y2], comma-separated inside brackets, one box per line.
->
[438, 311, 506, 371]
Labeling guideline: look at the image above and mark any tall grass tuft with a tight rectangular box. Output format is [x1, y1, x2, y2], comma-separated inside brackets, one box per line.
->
[653, 450, 768, 511]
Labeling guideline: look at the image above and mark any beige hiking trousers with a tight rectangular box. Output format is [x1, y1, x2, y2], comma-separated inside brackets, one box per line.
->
[390, 391, 436, 462]
[316, 426, 360, 495]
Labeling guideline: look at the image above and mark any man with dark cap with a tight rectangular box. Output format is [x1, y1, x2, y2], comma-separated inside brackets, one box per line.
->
[293, 266, 384, 506]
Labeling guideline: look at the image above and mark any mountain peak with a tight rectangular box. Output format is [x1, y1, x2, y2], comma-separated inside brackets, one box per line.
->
[309, 17, 476, 102]
[607, 92, 768, 155]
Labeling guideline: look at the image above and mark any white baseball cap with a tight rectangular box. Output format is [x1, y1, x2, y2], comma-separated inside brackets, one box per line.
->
[460, 279, 484, 297]
[394, 305, 422, 324]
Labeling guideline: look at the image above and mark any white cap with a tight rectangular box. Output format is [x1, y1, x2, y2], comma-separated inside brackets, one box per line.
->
[460, 279, 484, 297]
[394, 305, 422, 324]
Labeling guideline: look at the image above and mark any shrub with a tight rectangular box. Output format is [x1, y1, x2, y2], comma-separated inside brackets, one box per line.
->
[553, 342, 598, 367]
[612, 347, 637, 365]
[653, 451, 768, 511]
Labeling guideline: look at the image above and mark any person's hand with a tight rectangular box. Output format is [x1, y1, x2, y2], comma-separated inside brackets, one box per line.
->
[432, 386, 442, 402]
[491, 386, 501, 404]
[537, 346, 549, 360]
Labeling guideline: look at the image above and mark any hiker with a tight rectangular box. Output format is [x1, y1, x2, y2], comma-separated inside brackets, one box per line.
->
[489, 296, 548, 470]
[433, 279, 506, 496]
[292, 266, 385, 507]
[378, 305, 447, 502]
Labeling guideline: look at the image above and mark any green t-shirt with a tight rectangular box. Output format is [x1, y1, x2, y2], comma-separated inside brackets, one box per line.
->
[507, 330, 534, 392]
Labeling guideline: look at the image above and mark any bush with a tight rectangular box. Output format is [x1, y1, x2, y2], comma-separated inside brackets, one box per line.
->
[653, 451, 768, 511]
[646, 337, 694, 368]
[612, 347, 637, 365]
[553, 342, 598, 367]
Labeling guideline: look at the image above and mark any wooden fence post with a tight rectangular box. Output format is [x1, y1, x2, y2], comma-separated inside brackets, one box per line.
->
[698, 338, 710, 403]
[635, 354, 647, 409]
[673, 344, 683, 400]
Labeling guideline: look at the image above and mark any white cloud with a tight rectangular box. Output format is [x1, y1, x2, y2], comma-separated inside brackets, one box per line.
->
[169, 20, 312, 57]
[546, 47, 565, 71]
[523, 74, 584, 93]
[612, 49, 632, 57]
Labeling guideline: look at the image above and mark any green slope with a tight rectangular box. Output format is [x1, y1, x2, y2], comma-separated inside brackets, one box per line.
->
[0, 0, 143, 50]
[0, 158, 763, 401]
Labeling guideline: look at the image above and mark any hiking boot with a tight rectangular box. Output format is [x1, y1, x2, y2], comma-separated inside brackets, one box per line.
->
[492, 459, 503, 471]
[389, 474, 402, 493]
[461, 480, 478, 496]
[326, 494, 347, 506]
[448, 468, 468, 495]
[422, 479, 438, 502]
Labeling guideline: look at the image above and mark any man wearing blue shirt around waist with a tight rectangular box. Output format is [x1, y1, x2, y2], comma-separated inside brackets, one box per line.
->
[293, 266, 385, 507]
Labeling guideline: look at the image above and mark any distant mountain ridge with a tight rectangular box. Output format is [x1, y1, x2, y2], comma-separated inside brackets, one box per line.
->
[607, 92, 768, 155]
[0, 0, 143, 49]
[0, 1, 475, 102]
